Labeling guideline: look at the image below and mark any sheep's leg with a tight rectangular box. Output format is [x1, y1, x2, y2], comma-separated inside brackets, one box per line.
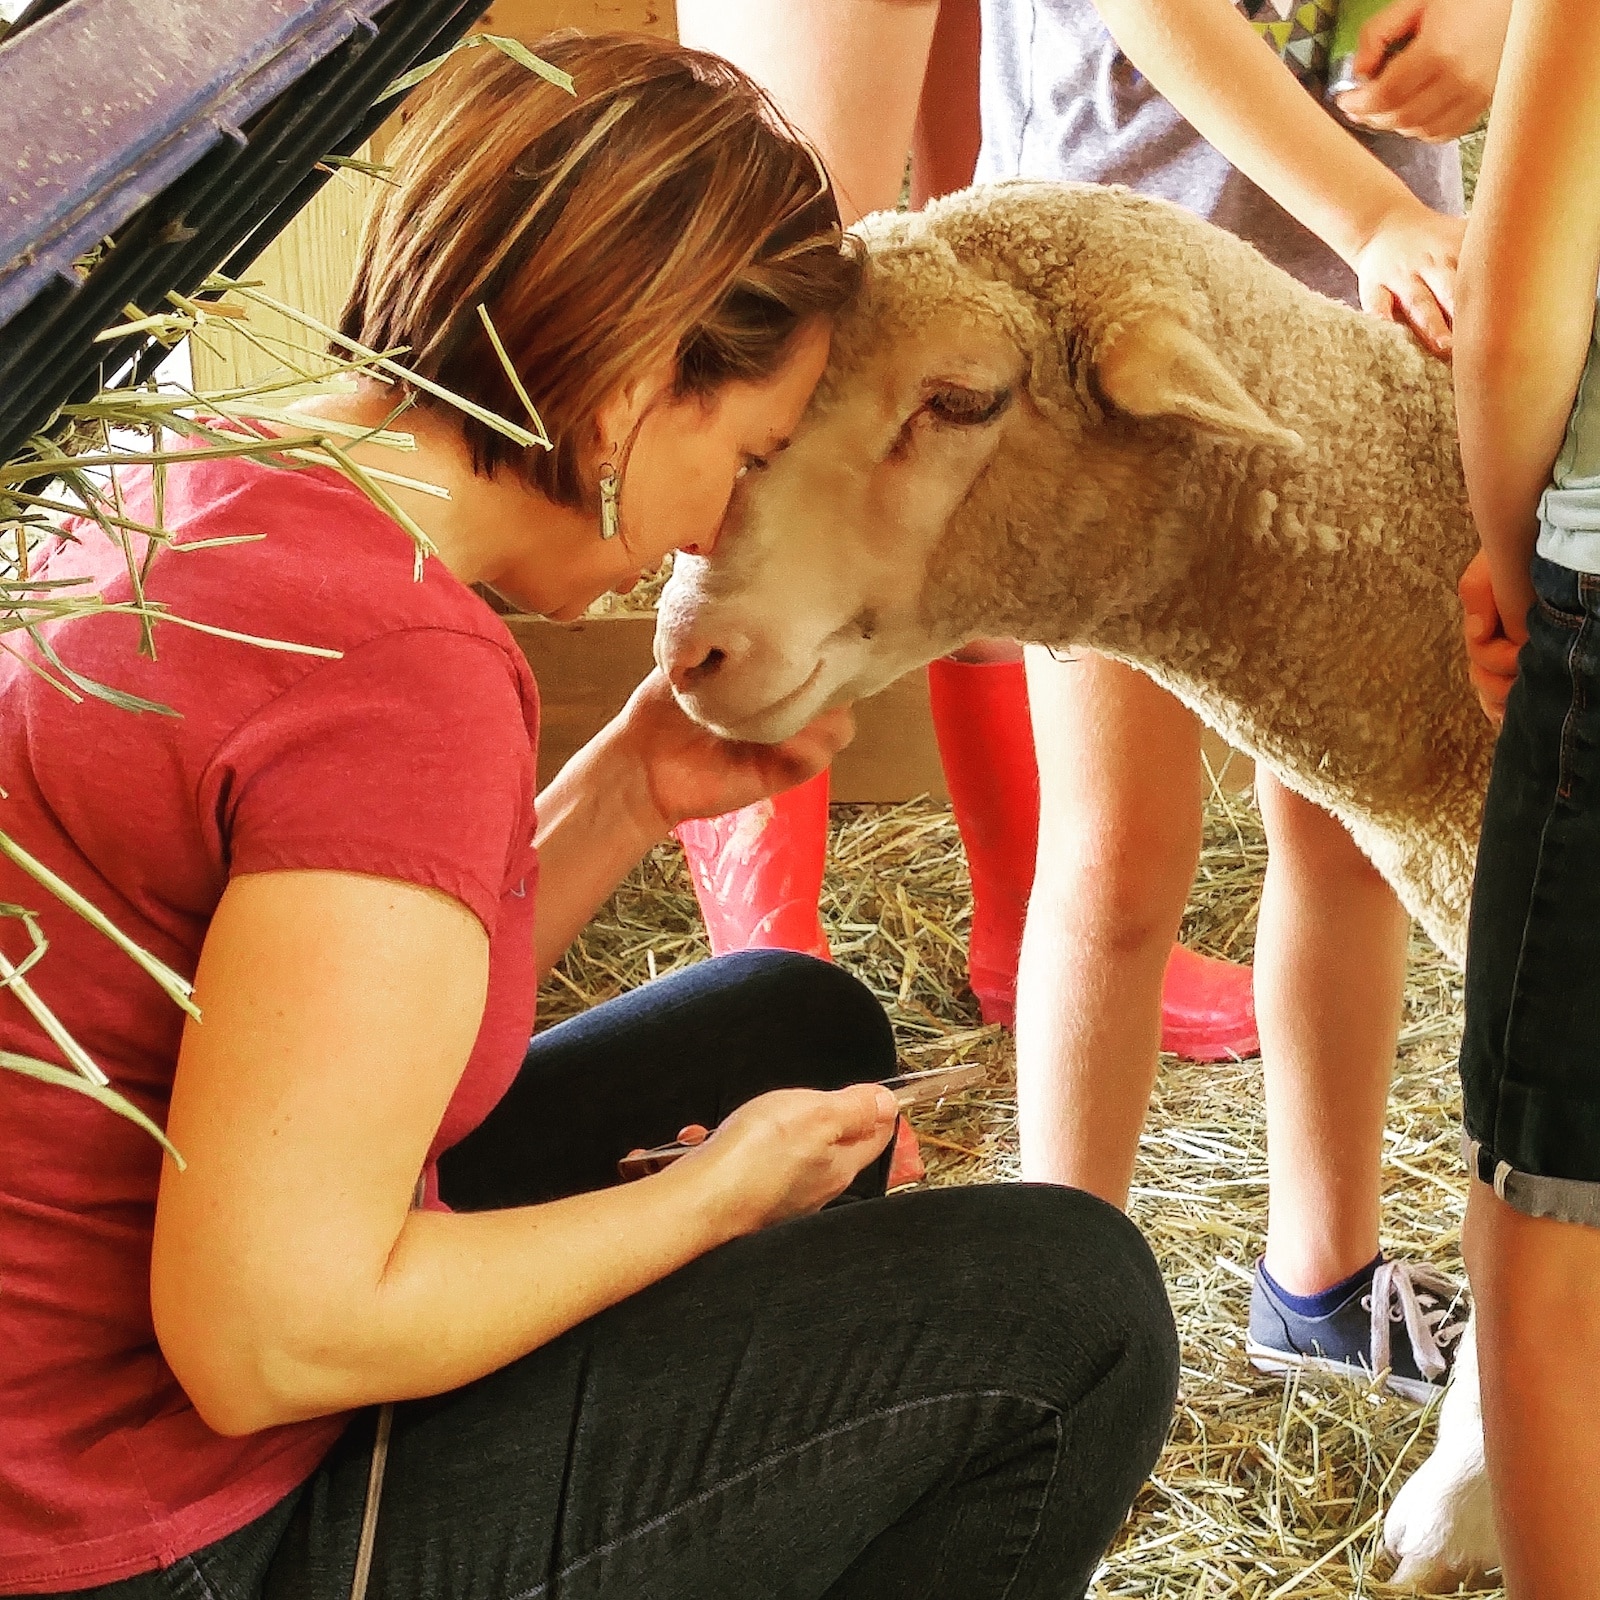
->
[1384, 1312, 1500, 1590]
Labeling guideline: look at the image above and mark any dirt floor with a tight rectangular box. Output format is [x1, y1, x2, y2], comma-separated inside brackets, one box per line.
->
[538, 789, 1488, 1599]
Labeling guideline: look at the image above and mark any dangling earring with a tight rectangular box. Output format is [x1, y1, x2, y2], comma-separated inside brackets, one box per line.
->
[598, 457, 621, 541]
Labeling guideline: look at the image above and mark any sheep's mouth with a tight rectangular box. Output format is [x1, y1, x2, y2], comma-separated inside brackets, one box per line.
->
[685, 657, 829, 744]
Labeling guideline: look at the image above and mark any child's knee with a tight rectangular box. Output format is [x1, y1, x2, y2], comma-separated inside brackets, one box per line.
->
[1259, 773, 1393, 896]
[1031, 814, 1200, 953]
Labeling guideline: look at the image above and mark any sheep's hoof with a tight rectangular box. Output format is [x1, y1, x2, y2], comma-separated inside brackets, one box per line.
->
[1383, 1457, 1499, 1592]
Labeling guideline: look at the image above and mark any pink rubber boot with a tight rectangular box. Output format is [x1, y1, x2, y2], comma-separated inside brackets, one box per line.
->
[928, 655, 1260, 1058]
[887, 1118, 926, 1188]
[676, 778, 934, 1185]
[673, 771, 832, 960]
[1157, 943, 1259, 1061]
[927, 657, 1040, 1027]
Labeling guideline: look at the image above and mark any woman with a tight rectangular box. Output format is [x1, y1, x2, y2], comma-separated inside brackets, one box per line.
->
[0, 34, 1177, 1600]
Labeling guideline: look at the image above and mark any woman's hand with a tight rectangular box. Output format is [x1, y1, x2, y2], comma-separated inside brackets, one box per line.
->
[660, 1084, 899, 1236]
[531, 668, 851, 975]
[1336, 0, 1512, 143]
[1459, 548, 1524, 726]
[616, 667, 856, 832]
[1352, 201, 1465, 358]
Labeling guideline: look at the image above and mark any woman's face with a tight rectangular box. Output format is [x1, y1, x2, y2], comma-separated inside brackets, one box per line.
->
[529, 317, 833, 621]
[625, 315, 833, 564]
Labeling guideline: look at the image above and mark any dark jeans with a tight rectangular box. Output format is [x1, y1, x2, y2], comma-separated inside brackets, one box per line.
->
[67, 952, 1177, 1600]
[1463, 555, 1600, 1226]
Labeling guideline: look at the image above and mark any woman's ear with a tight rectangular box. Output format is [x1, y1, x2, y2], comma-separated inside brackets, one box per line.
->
[1093, 313, 1304, 451]
[593, 358, 679, 470]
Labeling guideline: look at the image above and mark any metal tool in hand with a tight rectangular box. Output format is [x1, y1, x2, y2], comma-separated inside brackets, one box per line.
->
[616, 1064, 986, 1180]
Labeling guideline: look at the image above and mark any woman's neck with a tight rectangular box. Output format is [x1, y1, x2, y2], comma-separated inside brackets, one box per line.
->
[286, 386, 618, 618]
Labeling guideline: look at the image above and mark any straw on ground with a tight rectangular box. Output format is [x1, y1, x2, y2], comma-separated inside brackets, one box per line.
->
[540, 790, 1493, 1599]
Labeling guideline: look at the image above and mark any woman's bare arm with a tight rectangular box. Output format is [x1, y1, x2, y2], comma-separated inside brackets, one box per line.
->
[1454, 0, 1600, 633]
[151, 868, 892, 1435]
[528, 717, 670, 978]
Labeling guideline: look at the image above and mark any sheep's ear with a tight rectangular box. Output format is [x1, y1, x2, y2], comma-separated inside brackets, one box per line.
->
[1093, 314, 1303, 451]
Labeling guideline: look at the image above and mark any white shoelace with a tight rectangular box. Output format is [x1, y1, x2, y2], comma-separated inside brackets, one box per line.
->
[1362, 1259, 1468, 1384]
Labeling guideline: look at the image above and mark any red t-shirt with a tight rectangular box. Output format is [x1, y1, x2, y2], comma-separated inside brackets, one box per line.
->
[0, 448, 540, 1592]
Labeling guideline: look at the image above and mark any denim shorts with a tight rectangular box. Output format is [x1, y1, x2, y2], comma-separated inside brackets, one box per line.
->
[1461, 554, 1600, 1226]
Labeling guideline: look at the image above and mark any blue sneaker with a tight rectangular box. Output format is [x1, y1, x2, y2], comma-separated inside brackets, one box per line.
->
[1246, 1259, 1469, 1403]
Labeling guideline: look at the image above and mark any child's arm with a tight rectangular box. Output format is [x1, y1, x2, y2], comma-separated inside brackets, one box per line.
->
[1093, 0, 1462, 350]
[1455, 0, 1600, 639]
[676, 0, 942, 223]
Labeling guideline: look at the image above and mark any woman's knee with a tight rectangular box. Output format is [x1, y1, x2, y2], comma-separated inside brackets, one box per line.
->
[880, 1185, 1179, 1416]
[998, 1186, 1176, 1390]
[1003, 1189, 1178, 1476]
[700, 949, 896, 1088]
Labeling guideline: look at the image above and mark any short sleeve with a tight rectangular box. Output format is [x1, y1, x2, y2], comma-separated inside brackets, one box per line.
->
[203, 629, 535, 932]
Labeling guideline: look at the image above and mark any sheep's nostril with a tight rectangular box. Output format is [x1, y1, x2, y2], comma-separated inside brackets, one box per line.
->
[684, 646, 726, 685]
[667, 642, 728, 692]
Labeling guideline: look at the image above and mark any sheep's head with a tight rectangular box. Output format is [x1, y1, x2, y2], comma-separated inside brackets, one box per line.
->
[656, 187, 1301, 744]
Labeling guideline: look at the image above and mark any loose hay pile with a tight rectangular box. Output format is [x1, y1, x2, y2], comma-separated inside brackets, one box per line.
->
[539, 789, 1490, 1599]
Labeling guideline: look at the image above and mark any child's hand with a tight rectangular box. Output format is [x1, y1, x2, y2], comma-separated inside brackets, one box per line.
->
[1336, 0, 1512, 143]
[1459, 549, 1523, 726]
[1353, 201, 1464, 357]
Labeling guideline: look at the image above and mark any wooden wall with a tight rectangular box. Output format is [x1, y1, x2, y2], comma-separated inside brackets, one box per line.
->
[188, 161, 371, 393]
[475, 0, 673, 40]
[515, 615, 1253, 802]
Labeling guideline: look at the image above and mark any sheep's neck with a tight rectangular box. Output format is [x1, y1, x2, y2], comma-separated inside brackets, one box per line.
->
[935, 355, 1486, 846]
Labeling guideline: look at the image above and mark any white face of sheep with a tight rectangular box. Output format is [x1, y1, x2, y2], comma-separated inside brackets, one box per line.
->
[655, 206, 1297, 743]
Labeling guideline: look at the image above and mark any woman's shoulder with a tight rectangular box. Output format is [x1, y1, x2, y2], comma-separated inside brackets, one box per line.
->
[145, 447, 511, 656]
[10, 450, 537, 772]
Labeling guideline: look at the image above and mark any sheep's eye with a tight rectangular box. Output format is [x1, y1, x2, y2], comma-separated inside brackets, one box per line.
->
[924, 384, 1012, 427]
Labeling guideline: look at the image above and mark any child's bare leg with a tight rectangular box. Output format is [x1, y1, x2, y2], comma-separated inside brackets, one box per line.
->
[674, 0, 940, 224]
[1466, 1183, 1600, 1596]
[1255, 772, 1410, 1293]
[1017, 648, 1205, 1200]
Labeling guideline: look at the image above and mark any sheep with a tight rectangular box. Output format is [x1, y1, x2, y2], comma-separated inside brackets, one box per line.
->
[653, 179, 1499, 1590]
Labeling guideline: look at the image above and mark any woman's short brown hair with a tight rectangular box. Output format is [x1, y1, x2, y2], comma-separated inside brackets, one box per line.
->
[340, 32, 861, 506]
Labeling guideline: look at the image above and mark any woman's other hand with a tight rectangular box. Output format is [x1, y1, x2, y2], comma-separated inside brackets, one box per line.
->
[1336, 0, 1512, 143]
[618, 667, 856, 831]
[1459, 548, 1524, 725]
[1353, 201, 1465, 357]
[662, 1084, 899, 1233]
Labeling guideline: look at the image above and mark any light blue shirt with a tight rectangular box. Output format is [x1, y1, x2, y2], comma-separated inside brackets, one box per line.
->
[1536, 292, 1600, 573]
